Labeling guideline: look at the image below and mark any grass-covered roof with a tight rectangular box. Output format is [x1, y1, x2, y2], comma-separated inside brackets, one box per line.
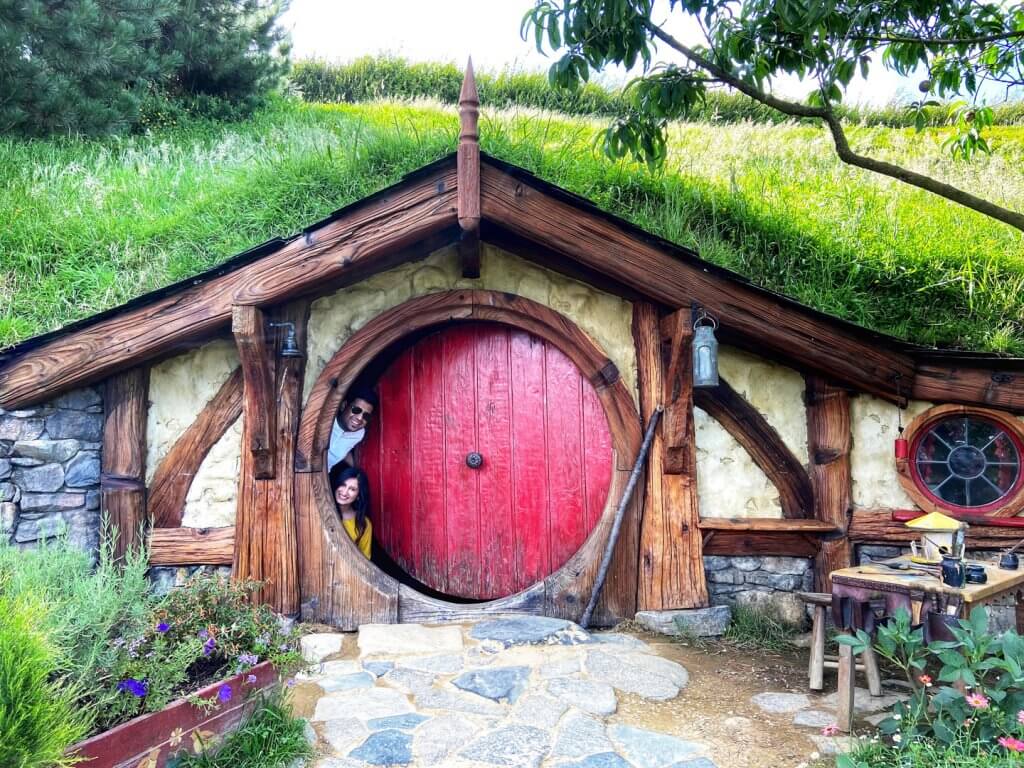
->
[2, 98, 1022, 354]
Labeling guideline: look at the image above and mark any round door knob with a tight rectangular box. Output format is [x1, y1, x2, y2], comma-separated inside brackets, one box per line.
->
[466, 452, 484, 469]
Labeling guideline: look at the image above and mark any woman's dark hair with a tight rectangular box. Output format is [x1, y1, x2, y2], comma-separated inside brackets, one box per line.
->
[330, 464, 370, 536]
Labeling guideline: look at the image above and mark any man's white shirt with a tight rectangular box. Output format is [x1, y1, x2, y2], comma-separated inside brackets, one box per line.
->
[327, 420, 365, 471]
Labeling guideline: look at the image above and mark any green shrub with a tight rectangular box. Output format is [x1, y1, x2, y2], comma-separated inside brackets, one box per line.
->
[841, 606, 1024, 760]
[176, 687, 312, 768]
[0, 588, 90, 768]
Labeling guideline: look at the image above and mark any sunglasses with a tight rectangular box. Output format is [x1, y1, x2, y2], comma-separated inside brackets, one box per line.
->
[348, 405, 373, 418]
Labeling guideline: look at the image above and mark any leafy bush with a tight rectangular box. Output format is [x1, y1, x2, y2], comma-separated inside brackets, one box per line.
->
[0, 587, 90, 768]
[840, 606, 1024, 761]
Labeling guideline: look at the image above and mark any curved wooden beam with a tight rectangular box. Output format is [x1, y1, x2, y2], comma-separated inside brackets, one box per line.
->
[148, 367, 243, 527]
[694, 377, 813, 519]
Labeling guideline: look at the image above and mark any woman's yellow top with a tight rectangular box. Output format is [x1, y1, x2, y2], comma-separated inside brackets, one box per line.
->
[342, 516, 372, 559]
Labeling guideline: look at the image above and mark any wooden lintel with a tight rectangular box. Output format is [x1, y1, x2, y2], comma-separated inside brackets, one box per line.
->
[232, 305, 276, 479]
[913, 362, 1024, 414]
[148, 367, 243, 527]
[659, 308, 691, 474]
[694, 378, 813, 518]
[149, 526, 235, 566]
[0, 164, 458, 410]
[101, 368, 148, 561]
[698, 518, 839, 533]
[702, 530, 820, 557]
[850, 509, 1024, 549]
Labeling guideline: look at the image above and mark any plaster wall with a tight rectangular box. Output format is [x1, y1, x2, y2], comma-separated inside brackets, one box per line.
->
[717, 346, 808, 464]
[304, 244, 638, 402]
[146, 339, 240, 484]
[695, 408, 783, 518]
[850, 395, 935, 509]
[181, 416, 242, 528]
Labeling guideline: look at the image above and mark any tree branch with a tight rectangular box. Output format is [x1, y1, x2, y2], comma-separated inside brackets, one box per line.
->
[852, 30, 1024, 46]
[645, 22, 1024, 233]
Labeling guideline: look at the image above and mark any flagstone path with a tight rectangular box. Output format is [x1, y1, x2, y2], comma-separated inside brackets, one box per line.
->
[292, 617, 908, 768]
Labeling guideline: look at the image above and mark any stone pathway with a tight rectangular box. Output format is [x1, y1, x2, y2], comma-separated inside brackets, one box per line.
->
[297, 617, 715, 768]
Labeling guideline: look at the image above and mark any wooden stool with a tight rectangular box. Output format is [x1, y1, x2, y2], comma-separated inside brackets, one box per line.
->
[798, 591, 882, 696]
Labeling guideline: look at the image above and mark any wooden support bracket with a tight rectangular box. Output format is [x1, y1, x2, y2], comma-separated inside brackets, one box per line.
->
[232, 305, 276, 479]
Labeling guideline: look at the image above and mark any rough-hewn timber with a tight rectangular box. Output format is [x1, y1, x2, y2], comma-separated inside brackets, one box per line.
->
[102, 368, 148, 561]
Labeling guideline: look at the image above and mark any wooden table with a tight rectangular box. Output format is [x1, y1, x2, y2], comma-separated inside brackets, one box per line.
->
[829, 556, 1024, 732]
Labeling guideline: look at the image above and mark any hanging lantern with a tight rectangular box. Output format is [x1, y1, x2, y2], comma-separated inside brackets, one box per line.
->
[894, 373, 908, 460]
[692, 310, 719, 388]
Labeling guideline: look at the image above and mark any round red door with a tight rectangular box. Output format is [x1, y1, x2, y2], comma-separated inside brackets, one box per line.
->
[359, 322, 613, 600]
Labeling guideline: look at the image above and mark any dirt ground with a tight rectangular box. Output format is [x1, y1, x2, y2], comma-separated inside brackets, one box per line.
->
[618, 633, 840, 768]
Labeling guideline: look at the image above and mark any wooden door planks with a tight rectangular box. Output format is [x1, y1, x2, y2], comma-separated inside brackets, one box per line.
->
[479, 162, 914, 403]
[634, 302, 708, 611]
[148, 367, 243, 528]
[806, 377, 854, 590]
[0, 165, 458, 410]
[150, 526, 234, 566]
[102, 368, 148, 561]
[693, 378, 813, 519]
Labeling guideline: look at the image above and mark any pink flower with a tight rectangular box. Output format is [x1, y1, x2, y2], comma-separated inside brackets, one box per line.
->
[966, 693, 990, 709]
[999, 736, 1024, 752]
[1017, 710, 1024, 726]
[964, 718, 975, 728]
[821, 724, 840, 736]
[918, 674, 932, 687]
[246, 674, 257, 685]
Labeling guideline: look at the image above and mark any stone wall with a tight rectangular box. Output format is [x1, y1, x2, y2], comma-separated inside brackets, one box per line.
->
[0, 387, 103, 552]
[703, 555, 814, 626]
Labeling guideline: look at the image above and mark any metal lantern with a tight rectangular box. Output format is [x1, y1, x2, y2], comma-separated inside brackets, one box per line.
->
[692, 310, 719, 388]
[269, 321, 304, 358]
[894, 373, 909, 460]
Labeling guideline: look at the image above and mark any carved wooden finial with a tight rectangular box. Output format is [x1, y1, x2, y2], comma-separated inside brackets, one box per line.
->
[459, 57, 479, 145]
[458, 57, 481, 278]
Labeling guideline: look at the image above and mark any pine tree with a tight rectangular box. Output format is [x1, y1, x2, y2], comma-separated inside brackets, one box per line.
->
[159, 0, 290, 115]
[0, 0, 172, 136]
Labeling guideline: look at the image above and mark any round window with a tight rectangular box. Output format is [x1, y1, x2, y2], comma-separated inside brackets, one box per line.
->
[909, 412, 1023, 513]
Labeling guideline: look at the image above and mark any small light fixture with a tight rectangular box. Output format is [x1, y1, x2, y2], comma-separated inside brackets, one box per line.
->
[269, 321, 303, 358]
[692, 309, 719, 388]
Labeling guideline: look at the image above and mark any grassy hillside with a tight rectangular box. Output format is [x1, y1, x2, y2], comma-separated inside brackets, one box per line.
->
[1, 98, 1023, 354]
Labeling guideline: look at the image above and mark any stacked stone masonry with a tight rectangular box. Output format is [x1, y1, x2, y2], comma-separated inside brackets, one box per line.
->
[703, 555, 814, 626]
[0, 387, 103, 553]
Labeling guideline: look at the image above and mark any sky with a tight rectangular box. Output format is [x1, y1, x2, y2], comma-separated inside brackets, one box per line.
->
[280, 0, 921, 107]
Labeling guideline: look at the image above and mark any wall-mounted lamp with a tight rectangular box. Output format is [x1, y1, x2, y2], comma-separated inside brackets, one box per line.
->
[692, 309, 719, 388]
[894, 373, 908, 460]
[268, 321, 303, 358]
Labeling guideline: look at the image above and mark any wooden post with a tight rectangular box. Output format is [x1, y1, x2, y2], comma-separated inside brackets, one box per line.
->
[232, 305, 276, 479]
[806, 376, 854, 590]
[233, 302, 306, 614]
[457, 57, 481, 278]
[633, 303, 708, 610]
[102, 368, 148, 561]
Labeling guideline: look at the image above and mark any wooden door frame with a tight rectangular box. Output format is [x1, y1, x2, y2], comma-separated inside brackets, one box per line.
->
[295, 289, 642, 628]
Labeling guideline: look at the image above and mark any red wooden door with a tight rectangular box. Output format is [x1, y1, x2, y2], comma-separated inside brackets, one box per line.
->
[359, 322, 613, 600]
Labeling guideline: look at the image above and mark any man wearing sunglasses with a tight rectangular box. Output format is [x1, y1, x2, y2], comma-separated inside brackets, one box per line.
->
[327, 389, 378, 471]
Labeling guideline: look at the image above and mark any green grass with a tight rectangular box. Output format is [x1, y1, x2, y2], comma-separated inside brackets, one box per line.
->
[1, 97, 1022, 353]
[842, 735, 1023, 767]
[722, 603, 800, 652]
[175, 687, 312, 768]
[291, 56, 1024, 128]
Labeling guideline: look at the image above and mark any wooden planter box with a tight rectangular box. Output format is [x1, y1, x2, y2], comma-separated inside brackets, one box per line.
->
[69, 661, 279, 768]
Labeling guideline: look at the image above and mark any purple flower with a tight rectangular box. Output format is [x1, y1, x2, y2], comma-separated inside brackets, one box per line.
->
[156, 622, 170, 634]
[238, 652, 258, 667]
[217, 684, 232, 703]
[198, 629, 209, 641]
[285, 678, 296, 688]
[111, 637, 125, 648]
[202, 636, 216, 657]
[117, 678, 148, 697]
[246, 674, 258, 685]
